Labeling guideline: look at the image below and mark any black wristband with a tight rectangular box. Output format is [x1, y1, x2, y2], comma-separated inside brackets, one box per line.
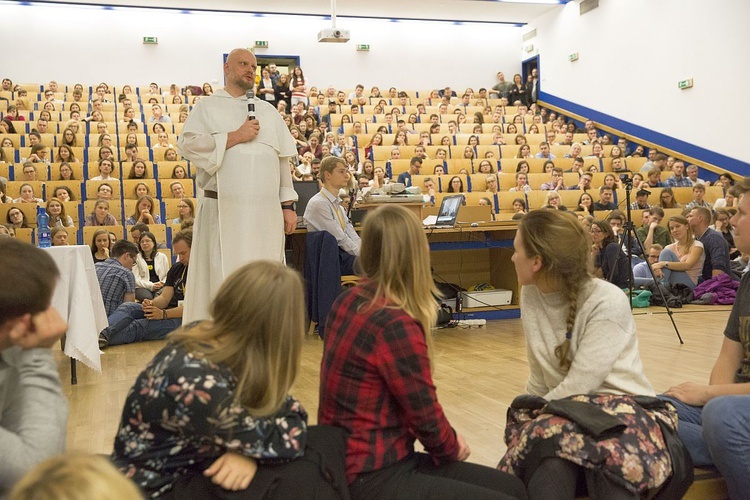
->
[281, 203, 295, 211]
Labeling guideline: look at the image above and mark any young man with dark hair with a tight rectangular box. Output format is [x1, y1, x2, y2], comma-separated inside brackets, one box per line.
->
[0, 239, 68, 496]
[129, 223, 149, 244]
[96, 239, 138, 317]
[636, 206, 672, 250]
[685, 183, 713, 210]
[664, 160, 692, 188]
[689, 206, 731, 281]
[396, 157, 423, 188]
[593, 186, 617, 211]
[640, 152, 667, 174]
[99, 230, 192, 349]
[124, 143, 138, 162]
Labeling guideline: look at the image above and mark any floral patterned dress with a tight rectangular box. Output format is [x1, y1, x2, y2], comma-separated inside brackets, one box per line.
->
[498, 393, 679, 496]
[112, 343, 307, 497]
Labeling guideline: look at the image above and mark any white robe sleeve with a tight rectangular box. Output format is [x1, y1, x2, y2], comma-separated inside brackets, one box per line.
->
[177, 101, 228, 178]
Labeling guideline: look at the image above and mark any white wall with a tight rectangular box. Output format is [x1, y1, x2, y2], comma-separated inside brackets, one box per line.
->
[0, 2, 522, 93]
[525, 0, 750, 165]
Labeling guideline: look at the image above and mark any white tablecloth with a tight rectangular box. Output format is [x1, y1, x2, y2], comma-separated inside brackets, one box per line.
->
[45, 245, 106, 372]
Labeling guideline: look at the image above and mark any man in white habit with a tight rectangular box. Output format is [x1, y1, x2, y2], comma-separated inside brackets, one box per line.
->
[178, 48, 298, 322]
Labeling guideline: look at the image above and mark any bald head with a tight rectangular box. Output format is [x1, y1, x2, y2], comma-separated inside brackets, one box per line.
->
[224, 48, 257, 97]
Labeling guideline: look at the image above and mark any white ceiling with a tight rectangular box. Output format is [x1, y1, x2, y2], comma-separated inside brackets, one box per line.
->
[32, 0, 569, 24]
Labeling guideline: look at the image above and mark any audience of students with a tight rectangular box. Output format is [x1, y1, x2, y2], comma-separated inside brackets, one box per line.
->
[1, 76, 747, 500]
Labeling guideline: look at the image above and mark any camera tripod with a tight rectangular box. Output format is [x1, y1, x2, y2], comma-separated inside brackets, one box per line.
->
[617, 176, 684, 344]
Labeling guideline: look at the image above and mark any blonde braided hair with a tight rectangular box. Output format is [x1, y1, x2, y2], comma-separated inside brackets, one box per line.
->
[518, 210, 591, 371]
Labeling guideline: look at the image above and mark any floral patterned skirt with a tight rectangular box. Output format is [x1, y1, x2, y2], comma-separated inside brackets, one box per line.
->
[497, 394, 679, 496]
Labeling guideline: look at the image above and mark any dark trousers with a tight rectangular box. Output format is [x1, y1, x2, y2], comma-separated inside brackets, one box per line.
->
[161, 425, 349, 500]
[340, 248, 356, 276]
[349, 453, 526, 500]
[525, 458, 637, 500]
[163, 459, 342, 500]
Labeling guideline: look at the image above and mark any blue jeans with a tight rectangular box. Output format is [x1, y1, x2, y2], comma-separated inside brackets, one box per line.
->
[661, 395, 750, 499]
[104, 302, 182, 346]
[658, 248, 697, 289]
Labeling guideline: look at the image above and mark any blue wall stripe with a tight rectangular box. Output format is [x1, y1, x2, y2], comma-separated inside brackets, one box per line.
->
[539, 91, 750, 178]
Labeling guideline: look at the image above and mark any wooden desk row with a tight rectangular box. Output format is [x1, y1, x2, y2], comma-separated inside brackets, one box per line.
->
[287, 204, 521, 320]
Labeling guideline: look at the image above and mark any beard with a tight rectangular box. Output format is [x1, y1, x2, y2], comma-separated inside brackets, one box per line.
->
[229, 72, 253, 91]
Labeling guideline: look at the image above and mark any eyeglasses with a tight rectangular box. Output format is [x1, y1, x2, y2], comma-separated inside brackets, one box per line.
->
[589, 228, 602, 234]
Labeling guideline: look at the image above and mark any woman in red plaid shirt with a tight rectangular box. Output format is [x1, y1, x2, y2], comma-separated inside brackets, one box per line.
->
[319, 205, 525, 500]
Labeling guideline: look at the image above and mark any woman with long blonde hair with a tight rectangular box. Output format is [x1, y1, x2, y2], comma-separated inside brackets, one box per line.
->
[499, 210, 685, 499]
[112, 261, 308, 498]
[319, 205, 524, 500]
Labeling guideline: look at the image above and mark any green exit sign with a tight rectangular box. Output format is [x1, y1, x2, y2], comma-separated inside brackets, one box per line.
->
[356, 44, 370, 51]
[678, 78, 694, 90]
[142, 36, 158, 44]
[568, 52, 579, 62]
[254, 40, 269, 48]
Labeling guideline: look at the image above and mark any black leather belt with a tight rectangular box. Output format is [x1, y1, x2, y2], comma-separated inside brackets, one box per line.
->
[204, 190, 218, 199]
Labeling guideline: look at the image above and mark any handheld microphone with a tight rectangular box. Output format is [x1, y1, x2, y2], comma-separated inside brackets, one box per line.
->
[246, 89, 256, 121]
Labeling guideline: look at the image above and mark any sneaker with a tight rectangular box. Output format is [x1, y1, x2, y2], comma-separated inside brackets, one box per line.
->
[98, 332, 109, 350]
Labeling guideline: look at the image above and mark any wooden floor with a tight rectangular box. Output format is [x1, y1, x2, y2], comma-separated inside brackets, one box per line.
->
[55, 305, 731, 468]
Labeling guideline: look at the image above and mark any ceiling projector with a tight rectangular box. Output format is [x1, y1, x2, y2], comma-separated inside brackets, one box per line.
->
[318, 28, 350, 43]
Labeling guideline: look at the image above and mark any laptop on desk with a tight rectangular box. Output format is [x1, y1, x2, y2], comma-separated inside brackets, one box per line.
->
[293, 180, 321, 228]
[424, 195, 462, 229]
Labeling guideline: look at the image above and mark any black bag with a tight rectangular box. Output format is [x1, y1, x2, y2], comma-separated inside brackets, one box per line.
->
[436, 303, 453, 326]
[646, 282, 683, 308]
[633, 396, 695, 499]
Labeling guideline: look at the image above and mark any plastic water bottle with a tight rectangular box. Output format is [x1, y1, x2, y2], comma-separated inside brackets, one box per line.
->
[37, 206, 51, 248]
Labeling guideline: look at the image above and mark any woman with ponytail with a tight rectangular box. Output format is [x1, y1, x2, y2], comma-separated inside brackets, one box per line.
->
[500, 210, 689, 499]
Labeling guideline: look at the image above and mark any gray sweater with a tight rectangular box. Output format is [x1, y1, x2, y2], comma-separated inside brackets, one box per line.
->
[521, 278, 654, 401]
[0, 347, 68, 495]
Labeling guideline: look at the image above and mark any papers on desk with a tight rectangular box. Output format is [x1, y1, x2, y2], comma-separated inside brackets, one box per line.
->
[423, 215, 438, 226]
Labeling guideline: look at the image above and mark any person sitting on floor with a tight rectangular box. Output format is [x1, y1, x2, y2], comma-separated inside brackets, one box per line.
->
[633, 244, 664, 287]
[689, 206, 732, 282]
[99, 230, 192, 349]
[651, 215, 705, 290]
[111, 260, 309, 499]
[499, 209, 688, 499]
[95, 240, 138, 317]
[319, 205, 525, 500]
[661, 177, 750, 500]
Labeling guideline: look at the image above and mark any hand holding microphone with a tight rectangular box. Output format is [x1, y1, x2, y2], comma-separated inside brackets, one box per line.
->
[229, 88, 260, 145]
[246, 89, 256, 121]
